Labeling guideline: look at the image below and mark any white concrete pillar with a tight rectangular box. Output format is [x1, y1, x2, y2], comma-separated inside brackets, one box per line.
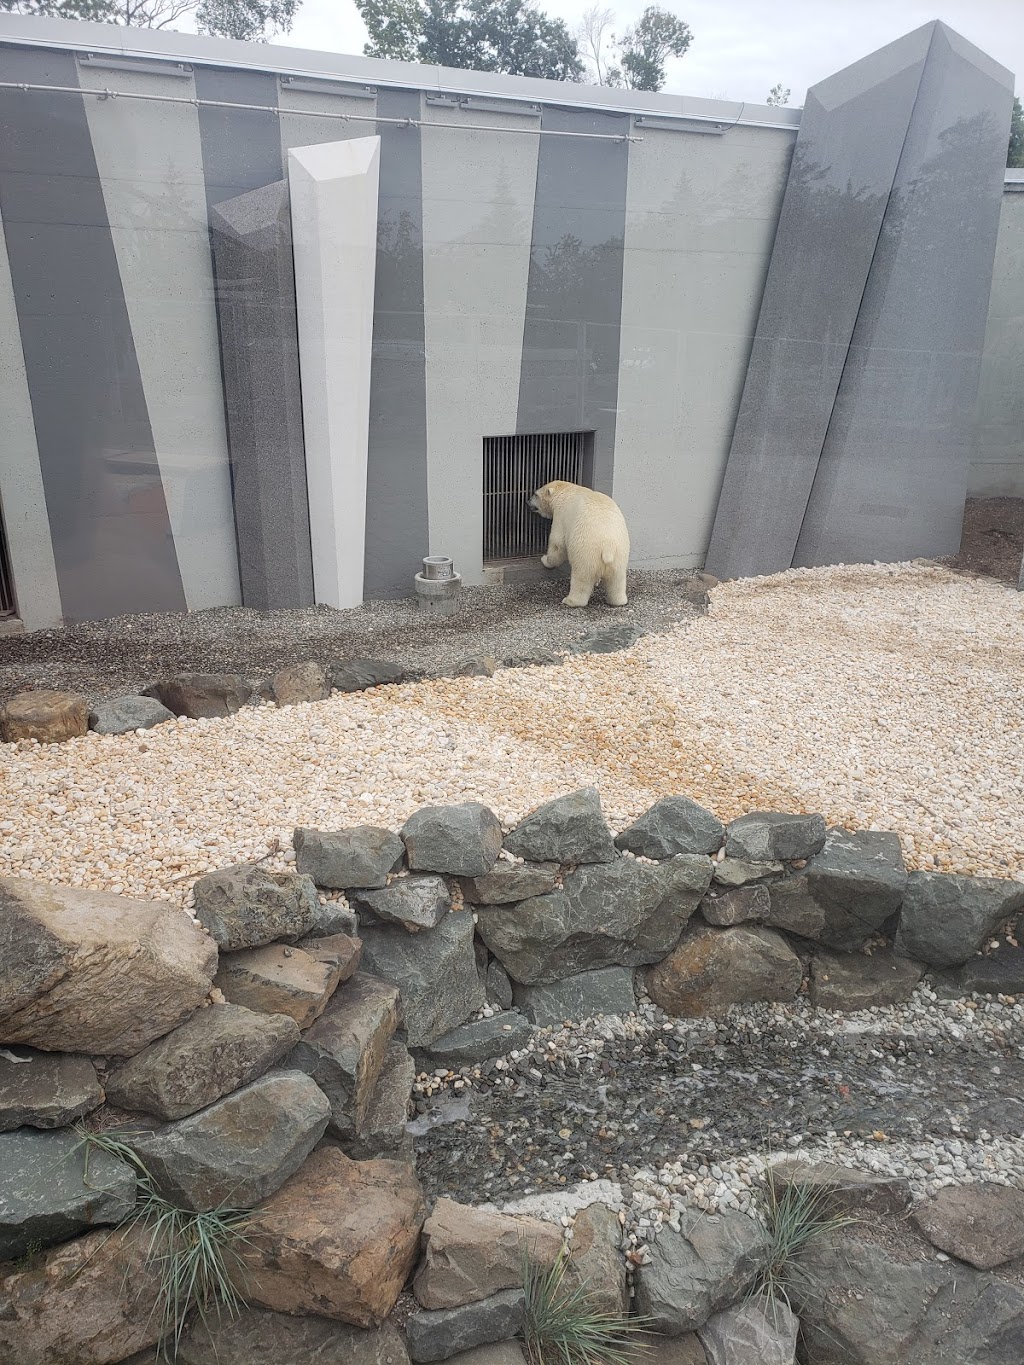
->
[288, 136, 381, 609]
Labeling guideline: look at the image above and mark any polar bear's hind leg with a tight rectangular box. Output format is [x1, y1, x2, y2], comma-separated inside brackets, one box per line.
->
[604, 555, 628, 607]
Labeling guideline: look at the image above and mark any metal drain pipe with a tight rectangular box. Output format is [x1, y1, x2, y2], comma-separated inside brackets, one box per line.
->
[414, 555, 462, 614]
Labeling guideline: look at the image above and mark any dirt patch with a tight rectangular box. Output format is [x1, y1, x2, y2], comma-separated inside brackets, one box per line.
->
[941, 497, 1024, 585]
[0, 568, 707, 706]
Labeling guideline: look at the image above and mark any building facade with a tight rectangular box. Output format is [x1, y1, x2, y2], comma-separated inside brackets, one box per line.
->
[0, 15, 1018, 627]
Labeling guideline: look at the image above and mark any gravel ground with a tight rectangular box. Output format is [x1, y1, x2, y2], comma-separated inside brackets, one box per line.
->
[3, 561, 1024, 902]
[941, 496, 1024, 585]
[411, 985, 1024, 1245]
[0, 568, 707, 706]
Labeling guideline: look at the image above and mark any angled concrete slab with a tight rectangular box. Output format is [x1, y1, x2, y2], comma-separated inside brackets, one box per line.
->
[704, 24, 934, 580]
[288, 136, 381, 610]
[209, 180, 314, 610]
[795, 23, 1014, 566]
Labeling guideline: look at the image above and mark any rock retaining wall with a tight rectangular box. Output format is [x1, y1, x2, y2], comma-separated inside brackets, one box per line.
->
[2, 784, 1023, 1363]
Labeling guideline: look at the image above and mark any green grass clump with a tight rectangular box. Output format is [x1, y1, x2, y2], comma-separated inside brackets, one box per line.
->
[753, 1166, 856, 1321]
[75, 1126, 252, 1359]
[520, 1239, 649, 1365]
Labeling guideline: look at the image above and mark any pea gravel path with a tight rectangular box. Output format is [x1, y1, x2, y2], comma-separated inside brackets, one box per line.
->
[2, 562, 1024, 904]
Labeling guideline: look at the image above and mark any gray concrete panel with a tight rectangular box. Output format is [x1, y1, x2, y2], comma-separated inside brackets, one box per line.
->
[196, 67, 314, 610]
[794, 24, 1014, 567]
[420, 104, 539, 584]
[363, 89, 429, 601]
[704, 25, 933, 581]
[517, 106, 630, 495]
[0, 46, 185, 622]
[613, 124, 791, 571]
[0, 213, 62, 629]
[80, 62, 240, 612]
[972, 189, 1024, 498]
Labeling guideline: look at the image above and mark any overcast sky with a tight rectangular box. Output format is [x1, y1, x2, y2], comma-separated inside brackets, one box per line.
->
[276, 0, 1021, 104]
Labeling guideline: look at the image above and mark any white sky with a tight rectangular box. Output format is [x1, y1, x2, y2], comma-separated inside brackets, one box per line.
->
[276, 0, 1021, 104]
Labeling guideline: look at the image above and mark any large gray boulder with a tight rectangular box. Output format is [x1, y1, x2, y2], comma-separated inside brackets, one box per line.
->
[351, 876, 451, 933]
[783, 829, 908, 949]
[504, 788, 616, 865]
[895, 871, 1024, 968]
[173, 1308, 411, 1364]
[0, 1048, 103, 1132]
[698, 1294, 797, 1365]
[911, 1184, 1024, 1270]
[286, 972, 400, 1141]
[402, 803, 503, 877]
[0, 1128, 136, 1260]
[459, 862, 559, 905]
[421, 1013, 533, 1067]
[88, 695, 175, 735]
[477, 856, 712, 984]
[725, 812, 825, 862]
[329, 658, 405, 692]
[146, 673, 252, 719]
[104, 1003, 299, 1120]
[634, 1210, 769, 1335]
[358, 911, 484, 1046]
[616, 796, 725, 858]
[214, 940, 353, 1029]
[0, 877, 218, 1056]
[794, 1226, 1024, 1364]
[294, 826, 405, 890]
[512, 968, 636, 1025]
[646, 925, 802, 1016]
[809, 947, 923, 1011]
[122, 1071, 330, 1212]
[934, 941, 1024, 997]
[701, 884, 770, 927]
[414, 1198, 562, 1310]
[193, 863, 319, 951]
[406, 1290, 525, 1363]
[338, 1039, 415, 1162]
[270, 662, 329, 706]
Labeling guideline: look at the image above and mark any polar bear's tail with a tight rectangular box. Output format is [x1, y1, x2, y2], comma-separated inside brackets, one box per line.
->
[601, 547, 616, 565]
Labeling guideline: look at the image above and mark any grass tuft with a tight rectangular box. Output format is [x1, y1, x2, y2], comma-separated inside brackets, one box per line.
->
[74, 1125, 253, 1359]
[520, 1238, 649, 1365]
[752, 1166, 856, 1322]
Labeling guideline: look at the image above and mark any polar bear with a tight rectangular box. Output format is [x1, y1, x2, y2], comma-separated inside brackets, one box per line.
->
[528, 480, 630, 608]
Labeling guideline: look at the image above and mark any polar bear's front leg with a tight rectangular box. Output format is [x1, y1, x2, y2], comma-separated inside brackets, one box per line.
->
[541, 537, 566, 569]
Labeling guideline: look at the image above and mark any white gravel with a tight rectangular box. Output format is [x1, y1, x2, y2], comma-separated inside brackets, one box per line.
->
[3, 561, 1024, 904]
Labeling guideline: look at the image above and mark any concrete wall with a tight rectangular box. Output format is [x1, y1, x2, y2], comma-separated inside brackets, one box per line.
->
[0, 14, 1018, 626]
[970, 179, 1024, 497]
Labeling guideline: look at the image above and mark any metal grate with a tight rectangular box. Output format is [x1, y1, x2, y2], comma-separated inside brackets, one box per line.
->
[0, 503, 15, 617]
[483, 431, 589, 563]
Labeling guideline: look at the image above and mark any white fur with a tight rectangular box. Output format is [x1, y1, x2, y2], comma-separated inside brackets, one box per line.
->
[529, 480, 630, 608]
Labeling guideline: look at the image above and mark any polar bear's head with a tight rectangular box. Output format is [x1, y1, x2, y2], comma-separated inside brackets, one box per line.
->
[528, 481, 575, 518]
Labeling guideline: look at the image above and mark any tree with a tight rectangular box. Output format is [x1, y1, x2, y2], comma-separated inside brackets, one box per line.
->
[766, 82, 790, 107]
[575, 4, 691, 92]
[618, 5, 691, 92]
[0, 0, 298, 40]
[1009, 95, 1024, 169]
[358, 0, 583, 81]
[575, 4, 621, 86]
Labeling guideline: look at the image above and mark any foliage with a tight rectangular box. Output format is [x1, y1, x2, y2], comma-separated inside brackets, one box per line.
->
[520, 1238, 649, 1364]
[77, 1127, 253, 1359]
[766, 82, 790, 107]
[1009, 96, 1024, 169]
[618, 6, 691, 92]
[358, 0, 583, 81]
[576, 4, 691, 93]
[0, 0, 298, 41]
[753, 1167, 856, 1317]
